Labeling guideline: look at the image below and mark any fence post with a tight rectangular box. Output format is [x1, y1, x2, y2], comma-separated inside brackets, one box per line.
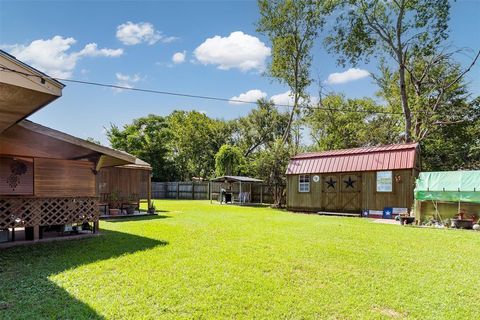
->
[192, 182, 195, 200]
[176, 182, 179, 199]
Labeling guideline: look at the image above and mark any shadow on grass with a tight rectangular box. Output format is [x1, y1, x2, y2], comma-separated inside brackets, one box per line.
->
[104, 214, 171, 223]
[0, 229, 167, 319]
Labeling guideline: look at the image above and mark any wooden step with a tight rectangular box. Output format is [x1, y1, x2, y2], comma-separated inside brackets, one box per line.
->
[316, 211, 361, 217]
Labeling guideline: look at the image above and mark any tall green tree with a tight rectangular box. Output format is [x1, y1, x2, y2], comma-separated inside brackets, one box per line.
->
[307, 94, 401, 150]
[253, 139, 291, 207]
[234, 99, 289, 157]
[107, 114, 176, 181]
[257, 0, 324, 146]
[167, 110, 232, 180]
[325, 0, 452, 142]
[215, 144, 245, 176]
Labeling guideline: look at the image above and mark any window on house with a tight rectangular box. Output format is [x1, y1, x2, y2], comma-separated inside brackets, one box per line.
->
[298, 175, 310, 192]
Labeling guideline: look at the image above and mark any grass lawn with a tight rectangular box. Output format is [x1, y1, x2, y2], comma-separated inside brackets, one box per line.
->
[1, 200, 479, 319]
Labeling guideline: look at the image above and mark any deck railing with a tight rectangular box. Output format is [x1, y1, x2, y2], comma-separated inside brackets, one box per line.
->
[0, 197, 99, 229]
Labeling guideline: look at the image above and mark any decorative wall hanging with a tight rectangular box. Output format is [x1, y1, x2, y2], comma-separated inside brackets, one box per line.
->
[325, 177, 337, 189]
[0, 157, 34, 195]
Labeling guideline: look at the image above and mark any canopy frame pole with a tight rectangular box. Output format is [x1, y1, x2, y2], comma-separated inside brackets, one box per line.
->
[260, 183, 263, 205]
[240, 181, 243, 205]
[209, 181, 212, 204]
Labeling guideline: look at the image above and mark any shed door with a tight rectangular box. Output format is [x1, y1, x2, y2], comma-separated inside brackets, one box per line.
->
[339, 174, 361, 212]
[322, 174, 340, 211]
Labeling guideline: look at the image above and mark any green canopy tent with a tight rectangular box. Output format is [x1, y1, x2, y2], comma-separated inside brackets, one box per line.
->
[415, 171, 480, 203]
[414, 171, 480, 222]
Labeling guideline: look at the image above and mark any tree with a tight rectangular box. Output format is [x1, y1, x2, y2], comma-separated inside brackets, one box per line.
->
[234, 99, 289, 157]
[325, 0, 453, 142]
[167, 110, 232, 180]
[307, 94, 401, 150]
[374, 55, 480, 169]
[420, 96, 480, 171]
[253, 139, 291, 207]
[86, 137, 102, 145]
[257, 0, 324, 146]
[106, 114, 176, 181]
[215, 144, 245, 176]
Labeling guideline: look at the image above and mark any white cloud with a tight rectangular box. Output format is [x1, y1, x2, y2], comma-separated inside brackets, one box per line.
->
[326, 68, 370, 84]
[229, 89, 267, 105]
[193, 31, 271, 72]
[172, 51, 186, 64]
[270, 90, 317, 107]
[2, 36, 123, 78]
[270, 91, 295, 106]
[116, 21, 177, 45]
[78, 43, 123, 57]
[113, 72, 141, 93]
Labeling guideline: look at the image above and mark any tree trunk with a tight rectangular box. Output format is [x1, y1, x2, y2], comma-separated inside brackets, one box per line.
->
[399, 63, 412, 142]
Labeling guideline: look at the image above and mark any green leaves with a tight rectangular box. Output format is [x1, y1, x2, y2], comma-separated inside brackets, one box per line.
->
[215, 145, 245, 176]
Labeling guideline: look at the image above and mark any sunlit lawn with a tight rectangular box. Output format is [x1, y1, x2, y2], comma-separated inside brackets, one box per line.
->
[1, 200, 479, 319]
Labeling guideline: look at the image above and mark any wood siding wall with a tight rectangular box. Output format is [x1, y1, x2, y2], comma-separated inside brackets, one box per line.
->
[287, 169, 416, 213]
[97, 167, 151, 199]
[34, 158, 96, 197]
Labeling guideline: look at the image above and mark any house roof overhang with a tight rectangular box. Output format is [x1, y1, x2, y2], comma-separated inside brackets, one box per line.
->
[0, 120, 136, 169]
[0, 50, 65, 134]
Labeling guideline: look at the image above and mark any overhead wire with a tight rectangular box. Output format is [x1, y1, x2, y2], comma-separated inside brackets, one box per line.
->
[0, 65, 408, 115]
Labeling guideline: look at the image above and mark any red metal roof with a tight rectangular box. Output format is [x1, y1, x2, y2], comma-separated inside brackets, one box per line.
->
[287, 143, 419, 175]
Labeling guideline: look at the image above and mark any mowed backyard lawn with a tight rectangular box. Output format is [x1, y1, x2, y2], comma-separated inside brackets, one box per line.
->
[1, 201, 479, 319]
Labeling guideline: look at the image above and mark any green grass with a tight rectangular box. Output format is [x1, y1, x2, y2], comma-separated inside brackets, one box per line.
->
[1, 200, 479, 319]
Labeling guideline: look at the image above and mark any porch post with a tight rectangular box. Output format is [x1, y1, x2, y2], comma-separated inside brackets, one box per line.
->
[147, 173, 152, 209]
[33, 225, 40, 241]
[93, 220, 99, 233]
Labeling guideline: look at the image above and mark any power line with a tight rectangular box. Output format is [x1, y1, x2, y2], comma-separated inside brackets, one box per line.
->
[0, 65, 407, 115]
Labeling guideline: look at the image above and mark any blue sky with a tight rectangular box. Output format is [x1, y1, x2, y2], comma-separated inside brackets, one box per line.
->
[1, 0, 479, 146]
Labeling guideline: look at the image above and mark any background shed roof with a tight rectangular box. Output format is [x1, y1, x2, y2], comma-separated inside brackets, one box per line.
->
[287, 143, 419, 175]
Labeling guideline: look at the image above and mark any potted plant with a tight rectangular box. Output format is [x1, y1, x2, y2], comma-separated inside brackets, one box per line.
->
[126, 205, 135, 215]
[108, 192, 121, 215]
[451, 209, 474, 229]
[148, 203, 156, 214]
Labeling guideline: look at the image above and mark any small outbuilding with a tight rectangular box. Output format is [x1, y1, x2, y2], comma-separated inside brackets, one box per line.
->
[210, 176, 264, 205]
[286, 143, 420, 218]
[414, 171, 480, 223]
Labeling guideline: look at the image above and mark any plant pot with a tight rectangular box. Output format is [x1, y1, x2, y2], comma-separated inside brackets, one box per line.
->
[400, 216, 415, 225]
[109, 208, 120, 216]
[451, 219, 473, 229]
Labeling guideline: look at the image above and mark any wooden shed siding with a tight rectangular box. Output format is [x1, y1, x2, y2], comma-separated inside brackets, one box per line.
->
[287, 169, 416, 213]
[34, 158, 96, 197]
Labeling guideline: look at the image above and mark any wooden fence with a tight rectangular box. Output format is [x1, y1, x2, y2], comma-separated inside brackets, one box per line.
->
[151, 181, 276, 203]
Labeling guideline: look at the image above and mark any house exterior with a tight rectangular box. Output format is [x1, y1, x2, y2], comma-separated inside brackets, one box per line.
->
[0, 50, 136, 241]
[286, 143, 420, 218]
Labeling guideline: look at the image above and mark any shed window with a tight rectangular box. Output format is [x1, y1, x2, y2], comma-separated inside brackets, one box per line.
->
[376, 171, 393, 192]
[298, 175, 310, 193]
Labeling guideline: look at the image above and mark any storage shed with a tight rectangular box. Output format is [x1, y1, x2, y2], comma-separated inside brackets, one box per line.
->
[286, 143, 420, 217]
